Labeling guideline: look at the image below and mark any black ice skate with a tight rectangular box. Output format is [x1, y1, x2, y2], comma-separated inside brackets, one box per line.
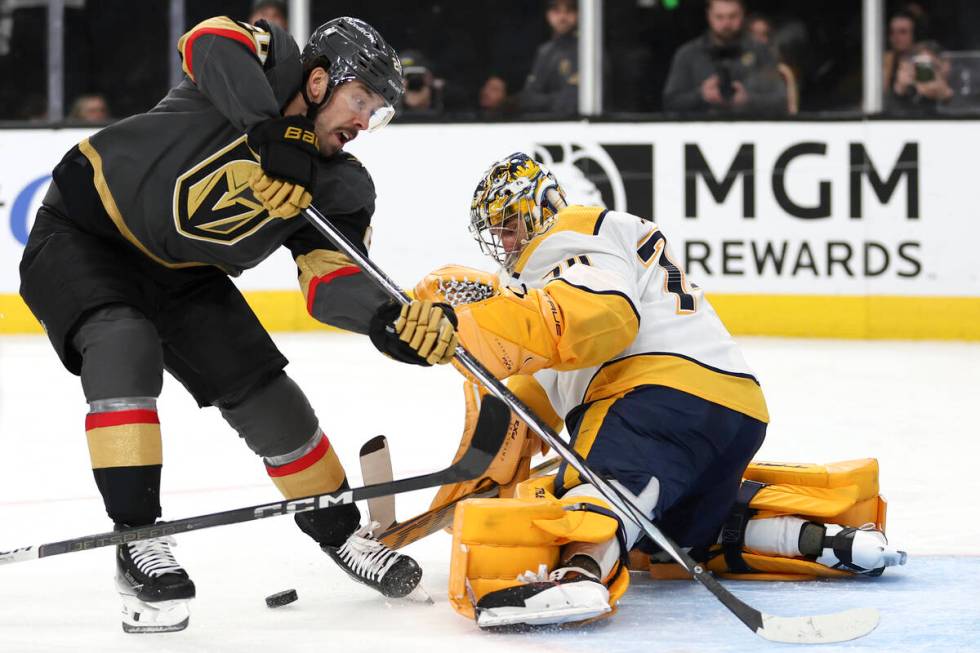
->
[115, 532, 196, 633]
[323, 521, 423, 599]
[475, 565, 611, 629]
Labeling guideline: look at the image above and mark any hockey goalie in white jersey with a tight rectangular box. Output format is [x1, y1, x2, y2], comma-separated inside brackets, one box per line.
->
[415, 153, 905, 629]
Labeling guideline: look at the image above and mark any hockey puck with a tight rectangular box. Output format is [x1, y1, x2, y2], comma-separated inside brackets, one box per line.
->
[265, 589, 298, 608]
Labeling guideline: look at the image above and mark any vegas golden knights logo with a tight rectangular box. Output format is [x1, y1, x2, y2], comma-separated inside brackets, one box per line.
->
[173, 136, 278, 245]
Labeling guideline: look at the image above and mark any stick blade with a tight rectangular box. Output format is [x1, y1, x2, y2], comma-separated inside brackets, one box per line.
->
[360, 435, 396, 530]
[453, 395, 510, 478]
[757, 607, 880, 644]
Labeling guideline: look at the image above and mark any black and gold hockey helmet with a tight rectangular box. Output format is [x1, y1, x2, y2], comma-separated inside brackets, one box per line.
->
[301, 17, 403, 130]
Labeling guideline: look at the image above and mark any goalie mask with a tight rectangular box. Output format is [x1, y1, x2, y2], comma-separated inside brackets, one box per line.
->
[469, 152, 567, 271]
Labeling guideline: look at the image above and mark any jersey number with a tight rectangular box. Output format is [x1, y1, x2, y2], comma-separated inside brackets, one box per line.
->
[637, 230, 697, 313]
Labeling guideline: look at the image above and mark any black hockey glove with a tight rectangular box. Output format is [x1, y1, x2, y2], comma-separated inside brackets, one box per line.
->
[247, 115, 319, 219]
[369, 300, 459, 366]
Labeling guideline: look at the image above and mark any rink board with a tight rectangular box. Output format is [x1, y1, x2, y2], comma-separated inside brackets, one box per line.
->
[1, 121, 978, 339]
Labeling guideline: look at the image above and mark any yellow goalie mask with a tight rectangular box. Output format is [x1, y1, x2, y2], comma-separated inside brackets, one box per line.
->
[469, 152, 567, 272]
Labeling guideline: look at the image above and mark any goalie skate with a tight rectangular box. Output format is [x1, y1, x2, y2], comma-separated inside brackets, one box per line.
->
[323, 521, 423, 599]
[816, 523, 908, 575]
[475, 566, 611, 629]
[115, 533, 195, 633]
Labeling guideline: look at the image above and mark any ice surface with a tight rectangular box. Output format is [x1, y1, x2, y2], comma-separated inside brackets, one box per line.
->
[0, 334, 978, 652]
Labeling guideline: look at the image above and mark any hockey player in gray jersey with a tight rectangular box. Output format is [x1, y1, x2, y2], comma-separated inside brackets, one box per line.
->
[19, 16, 458, 633]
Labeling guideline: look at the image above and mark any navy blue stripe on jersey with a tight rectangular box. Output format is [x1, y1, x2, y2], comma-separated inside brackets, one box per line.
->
[593, 210, 608, 235]
[587, 351, 762, 390]
[547, 278, 642, 326]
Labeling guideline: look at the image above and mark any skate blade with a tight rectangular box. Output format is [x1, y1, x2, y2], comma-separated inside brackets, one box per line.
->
[477, 603, 610, 629]
[388, 583, 434, 606]
[120, 596, 191, 634]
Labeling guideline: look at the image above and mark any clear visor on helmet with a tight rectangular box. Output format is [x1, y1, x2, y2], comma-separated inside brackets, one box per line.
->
[342, 82, 395, 133]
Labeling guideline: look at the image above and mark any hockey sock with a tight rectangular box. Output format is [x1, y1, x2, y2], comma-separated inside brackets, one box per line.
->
[742, 516, 810, 557]
[85, 398, 163, 526]
[264, 429, 360, 546]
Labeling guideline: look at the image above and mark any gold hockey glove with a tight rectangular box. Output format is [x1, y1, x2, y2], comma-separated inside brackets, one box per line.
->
[369, 300, 459, 366]
[247, 115, 319, 219]
[249, 171, 312, 219]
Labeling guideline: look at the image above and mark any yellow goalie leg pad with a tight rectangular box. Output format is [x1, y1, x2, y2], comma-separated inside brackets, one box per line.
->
[448, 481, 628, 620]
[642, 458, 888, 581]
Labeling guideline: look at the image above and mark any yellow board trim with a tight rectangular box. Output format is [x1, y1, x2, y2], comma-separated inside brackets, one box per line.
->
[2, 292, 978, 340]
[708, 293, 980, 341]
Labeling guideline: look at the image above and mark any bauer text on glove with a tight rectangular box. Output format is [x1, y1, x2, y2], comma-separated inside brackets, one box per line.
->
[247, 115, 318, 219]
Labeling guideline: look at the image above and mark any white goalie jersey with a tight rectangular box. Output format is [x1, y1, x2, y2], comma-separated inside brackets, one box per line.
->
[503, 205, 768, 424]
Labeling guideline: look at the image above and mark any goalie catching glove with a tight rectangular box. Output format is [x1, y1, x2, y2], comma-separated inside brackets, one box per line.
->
[247, 115, 318, 219]
[369, 300, 458, 366]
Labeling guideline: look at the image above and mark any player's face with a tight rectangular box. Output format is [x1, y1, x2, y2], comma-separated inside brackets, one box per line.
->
[491, 214, 528, 256]
[314, 82, 391, 156]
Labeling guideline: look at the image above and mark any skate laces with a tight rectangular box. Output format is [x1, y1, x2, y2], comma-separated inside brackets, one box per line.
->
[516, 564, 598, 584]
[335, 521, 400, 582]
[127, 537, 184, 578]
[436, 276, 497, 306]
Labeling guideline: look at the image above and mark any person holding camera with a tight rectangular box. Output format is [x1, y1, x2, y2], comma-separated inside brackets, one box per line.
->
[400, 50, 445, 116]
[662, 0, 786, 116]
[887, 41, 953, 115]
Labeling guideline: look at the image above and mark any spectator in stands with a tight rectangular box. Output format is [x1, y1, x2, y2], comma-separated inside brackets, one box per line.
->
[746, 13, 798, 114]
[249, 0, 287, 30]
[887, 40, 953, 115]
[662, 0, 786, 116]
[478, 75, 516, 119]
[884, 12, 917, 93]
[67, 93, 111, 123]
[519, 0, 578, 117]
[400, 50, 444, 116]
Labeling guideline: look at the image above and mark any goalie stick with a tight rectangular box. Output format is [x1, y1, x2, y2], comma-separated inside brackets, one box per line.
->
[301, 204, 880, 645]
[0, 396, 510, 567]
[378, 457, 561, 550]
